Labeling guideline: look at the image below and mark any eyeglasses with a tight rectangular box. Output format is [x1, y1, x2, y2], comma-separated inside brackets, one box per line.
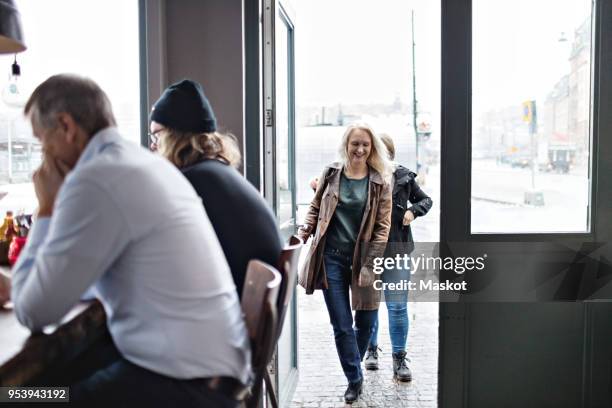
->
[148, 129, 164, 146]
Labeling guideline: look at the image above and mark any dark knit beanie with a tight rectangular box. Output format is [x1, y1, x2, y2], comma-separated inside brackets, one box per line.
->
[150, 79, 217, 133]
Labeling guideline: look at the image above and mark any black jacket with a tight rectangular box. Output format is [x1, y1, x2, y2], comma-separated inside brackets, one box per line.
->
[388, 164, 433, 255]
[182, 159, 283, 297]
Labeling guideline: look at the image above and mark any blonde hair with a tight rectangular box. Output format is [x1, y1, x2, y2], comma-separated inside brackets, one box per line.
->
[338, 123, 392, 180]
[379, 133, 395, 160]
[158, 129, 241, 169]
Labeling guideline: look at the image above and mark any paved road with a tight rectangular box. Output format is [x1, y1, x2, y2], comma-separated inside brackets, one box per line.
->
[291, 291, 438, 408]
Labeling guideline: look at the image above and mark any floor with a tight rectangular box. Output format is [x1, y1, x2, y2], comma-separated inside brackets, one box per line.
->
[290, 290, 438, 408]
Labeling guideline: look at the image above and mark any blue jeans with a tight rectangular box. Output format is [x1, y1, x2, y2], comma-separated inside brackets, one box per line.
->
[370, 266, 410, 354]
[322, 248, 378, 384]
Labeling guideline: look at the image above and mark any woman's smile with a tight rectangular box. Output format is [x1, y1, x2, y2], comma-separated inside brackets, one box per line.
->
[347, 129, 372, 166]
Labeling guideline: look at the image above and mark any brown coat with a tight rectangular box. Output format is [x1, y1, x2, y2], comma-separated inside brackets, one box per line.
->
[297, 162, 392, 310]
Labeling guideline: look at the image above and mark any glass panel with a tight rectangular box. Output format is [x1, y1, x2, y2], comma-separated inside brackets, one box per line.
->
[275, 12, 294, 231]
[275, 9, 295, 392]
[0, 0, 140, 216]
[471, 0, 592, 233]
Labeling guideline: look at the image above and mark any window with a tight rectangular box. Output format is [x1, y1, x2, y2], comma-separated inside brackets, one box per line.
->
[275, 8, 294, 231]
[471, 0, 593, 233]
[0, 0, 140, 216]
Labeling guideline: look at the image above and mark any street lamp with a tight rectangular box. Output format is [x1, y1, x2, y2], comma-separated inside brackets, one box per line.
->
[411, 10, 419, 173]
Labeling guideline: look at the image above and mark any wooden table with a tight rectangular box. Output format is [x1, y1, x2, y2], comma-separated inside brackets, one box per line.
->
[0, 305, 30, 365]
[0, 301, 107, 386]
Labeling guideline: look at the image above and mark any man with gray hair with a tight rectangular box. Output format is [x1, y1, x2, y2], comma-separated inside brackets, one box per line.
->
[8, 74, 251, 407]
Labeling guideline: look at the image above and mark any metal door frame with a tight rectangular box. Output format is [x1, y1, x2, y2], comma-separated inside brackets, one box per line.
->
[262, 0, 299, 405]
[439, 0, 612, 406]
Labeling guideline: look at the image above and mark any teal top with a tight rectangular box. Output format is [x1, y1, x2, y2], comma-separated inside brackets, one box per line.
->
[325, 172, 369, 254]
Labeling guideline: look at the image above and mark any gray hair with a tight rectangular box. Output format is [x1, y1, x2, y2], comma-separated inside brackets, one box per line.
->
[24, 74, 116, 137]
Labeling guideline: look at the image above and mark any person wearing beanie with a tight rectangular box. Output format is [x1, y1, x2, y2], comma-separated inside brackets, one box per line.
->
[150, 79, 218, 134]
[150, 79, 283, 298]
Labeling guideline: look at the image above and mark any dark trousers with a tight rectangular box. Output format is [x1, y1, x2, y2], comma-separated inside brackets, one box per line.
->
[322, 248, 378, 384]
[68, 338, 239, 408]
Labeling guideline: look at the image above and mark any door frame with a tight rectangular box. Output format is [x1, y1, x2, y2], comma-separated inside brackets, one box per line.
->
[245, 0, 263, 188]
[260, 0, 299, 405]
[439, 0, 612, 406]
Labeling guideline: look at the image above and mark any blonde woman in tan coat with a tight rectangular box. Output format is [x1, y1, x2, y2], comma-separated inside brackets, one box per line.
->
[297, 124, 392, 403]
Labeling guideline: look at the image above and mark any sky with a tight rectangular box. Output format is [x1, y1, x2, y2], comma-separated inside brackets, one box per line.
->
[0, 0, 593, 140]
[473, 0, 592, 110]
[294, 0, 440, 113]
[294, 0, 592, 115]
[0, 0, 140, 143]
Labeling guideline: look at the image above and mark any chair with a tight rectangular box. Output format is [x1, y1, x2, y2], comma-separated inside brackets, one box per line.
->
[241, 260, 282, 408]
[262, 235, 303, 408]
[275, 235, 303, 340]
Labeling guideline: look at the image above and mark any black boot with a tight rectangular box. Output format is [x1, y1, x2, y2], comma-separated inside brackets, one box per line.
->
[364, 346, 380, 370]
[392, 351, 412, 382]
[344, 379, 363, 403]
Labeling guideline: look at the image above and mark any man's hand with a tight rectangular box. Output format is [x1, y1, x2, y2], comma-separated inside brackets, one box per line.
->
[33, 157, 70, 217]
[358, 266, 374, 287]
[0, 271, 10, 307]
[403, 210, 415, 226]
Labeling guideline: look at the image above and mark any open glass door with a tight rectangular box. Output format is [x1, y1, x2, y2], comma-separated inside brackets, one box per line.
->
[263, 0, 298, 405]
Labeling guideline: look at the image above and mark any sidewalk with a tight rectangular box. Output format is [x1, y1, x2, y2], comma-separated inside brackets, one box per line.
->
[291, 291, 438, 408]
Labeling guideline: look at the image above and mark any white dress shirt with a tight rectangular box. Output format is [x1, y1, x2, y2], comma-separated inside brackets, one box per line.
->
[11, 127, 251, 383]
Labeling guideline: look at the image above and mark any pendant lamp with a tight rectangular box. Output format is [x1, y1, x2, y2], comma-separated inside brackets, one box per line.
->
[0, 0, 25, 54]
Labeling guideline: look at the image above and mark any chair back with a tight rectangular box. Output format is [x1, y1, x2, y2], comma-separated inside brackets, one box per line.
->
[241, 260, 281, 407]
[275, 235, 303, 340]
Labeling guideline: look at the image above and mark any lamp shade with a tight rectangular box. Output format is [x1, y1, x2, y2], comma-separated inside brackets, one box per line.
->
[0, 0, 25, 53]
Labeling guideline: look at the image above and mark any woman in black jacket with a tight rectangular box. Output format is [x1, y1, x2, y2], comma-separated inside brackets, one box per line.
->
[364, 133, 432, 381]
[149, 79, 282, 297]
